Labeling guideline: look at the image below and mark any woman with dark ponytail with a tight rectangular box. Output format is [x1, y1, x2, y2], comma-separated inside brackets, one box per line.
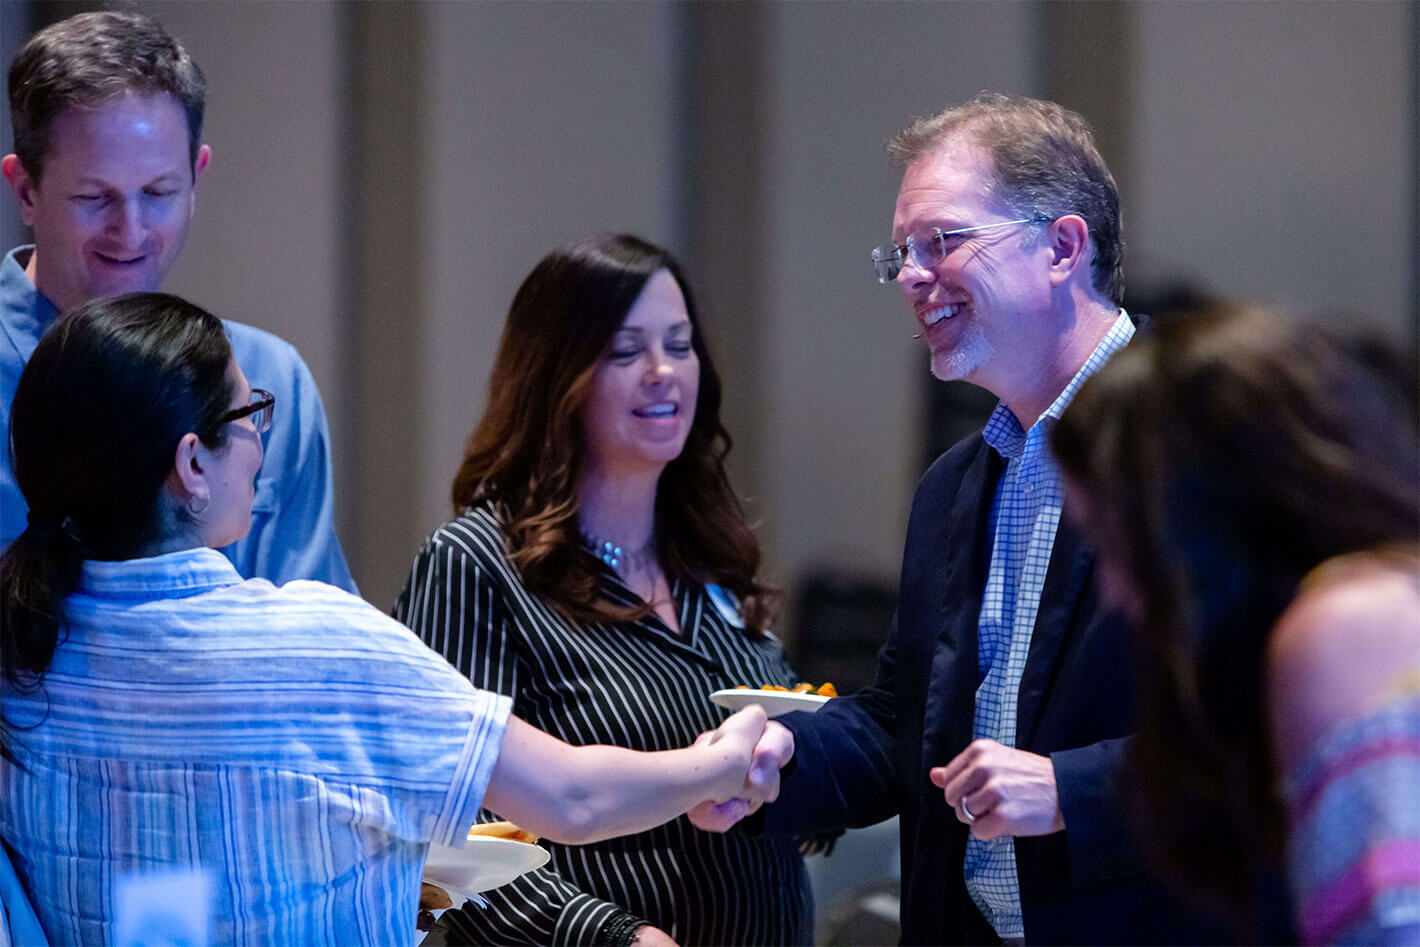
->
[0, 293, 787, 944]
[1, 293, 239, 710]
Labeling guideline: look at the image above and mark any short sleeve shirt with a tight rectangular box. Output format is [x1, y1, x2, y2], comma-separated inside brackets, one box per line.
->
[0, 547, 509, 944]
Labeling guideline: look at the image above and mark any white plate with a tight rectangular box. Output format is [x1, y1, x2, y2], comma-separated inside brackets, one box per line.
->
[709, 688, 832, 718]
[423, 835, 550, 900]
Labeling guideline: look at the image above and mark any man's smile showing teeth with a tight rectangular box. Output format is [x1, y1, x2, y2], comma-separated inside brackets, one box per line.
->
[922, 303, 965, 326]
[634, 403, 677, 418]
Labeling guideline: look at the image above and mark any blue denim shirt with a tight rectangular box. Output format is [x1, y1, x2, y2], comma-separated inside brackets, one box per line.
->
[0, 246, 355, 592]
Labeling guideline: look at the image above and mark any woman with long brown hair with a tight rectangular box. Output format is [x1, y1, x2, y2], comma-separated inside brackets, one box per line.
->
[395, 234, 813, 946]
[1051, 301, 1420, 944]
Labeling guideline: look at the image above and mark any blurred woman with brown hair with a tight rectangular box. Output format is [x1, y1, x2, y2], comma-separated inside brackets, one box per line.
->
[1051, 301, 1420, 944]
[395, 234, 812, 946]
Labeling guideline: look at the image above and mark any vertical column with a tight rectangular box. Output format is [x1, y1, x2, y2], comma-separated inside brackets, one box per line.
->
[680, 3, 770, 521]
[0, 1, 37, 254]
[1040, 1, 1139, 222]
[348, 2, 427, 606]
[1409, 0, 1419, 346]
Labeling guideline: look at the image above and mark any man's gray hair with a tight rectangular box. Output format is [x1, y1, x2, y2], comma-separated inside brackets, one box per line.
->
[888, 93, 1124, 305]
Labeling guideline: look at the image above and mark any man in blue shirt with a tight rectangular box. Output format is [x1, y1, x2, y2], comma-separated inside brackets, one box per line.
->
[1, 10, 354, 591]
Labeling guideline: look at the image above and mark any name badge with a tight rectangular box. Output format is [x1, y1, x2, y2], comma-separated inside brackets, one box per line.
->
[705, 584, 745, 629]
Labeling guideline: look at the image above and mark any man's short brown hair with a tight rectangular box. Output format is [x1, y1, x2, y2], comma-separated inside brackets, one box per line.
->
[9, 10, 205, 182]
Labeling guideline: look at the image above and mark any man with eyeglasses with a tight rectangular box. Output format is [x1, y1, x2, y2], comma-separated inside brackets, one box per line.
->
[700, 94, 1240, 944]
[1, 11, 355, 591]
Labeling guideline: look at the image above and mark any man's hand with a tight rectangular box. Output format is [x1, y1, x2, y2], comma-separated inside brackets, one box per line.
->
[929, 738, 1064, 840]
[747, 719, 794, 791]
[687, 718, 794, 832]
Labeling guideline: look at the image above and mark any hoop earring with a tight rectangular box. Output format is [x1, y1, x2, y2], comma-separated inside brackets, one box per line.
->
[187, 494, 210, 516]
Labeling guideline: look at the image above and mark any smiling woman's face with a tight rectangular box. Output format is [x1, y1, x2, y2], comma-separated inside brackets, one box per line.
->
[579, 269, 700, 479]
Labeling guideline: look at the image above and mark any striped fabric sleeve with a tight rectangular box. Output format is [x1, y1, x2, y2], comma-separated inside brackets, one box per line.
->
[428, 687, 514, 847]
[1282, 695, 1420, 946]
[397, 530, 646, 945]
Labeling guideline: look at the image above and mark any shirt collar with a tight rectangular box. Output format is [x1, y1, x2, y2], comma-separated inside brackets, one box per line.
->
[983, 310, 1135, 460]
[77, 547, 246, 600]
[0, 246, 60, 362]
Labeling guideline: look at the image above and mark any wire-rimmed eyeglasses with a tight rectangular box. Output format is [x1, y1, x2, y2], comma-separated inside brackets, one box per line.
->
[221, 388, 275, 434]
[870, 216, 1051, 284]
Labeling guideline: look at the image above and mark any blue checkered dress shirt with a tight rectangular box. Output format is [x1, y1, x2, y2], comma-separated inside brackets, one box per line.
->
[963, 312, 1135, 938]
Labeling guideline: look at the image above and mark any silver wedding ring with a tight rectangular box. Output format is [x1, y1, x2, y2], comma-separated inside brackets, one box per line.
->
[961, 798, 976, 823]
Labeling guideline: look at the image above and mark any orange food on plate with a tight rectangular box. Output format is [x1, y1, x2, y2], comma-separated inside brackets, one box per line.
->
[467, 820, 540, 845]
[734, 682, 837, 697]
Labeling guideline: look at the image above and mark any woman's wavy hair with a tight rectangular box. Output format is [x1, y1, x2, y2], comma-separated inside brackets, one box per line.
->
[1, 293, 234, 759]
[450, 233, 774, 633]
[1051, 301, 1420, 934]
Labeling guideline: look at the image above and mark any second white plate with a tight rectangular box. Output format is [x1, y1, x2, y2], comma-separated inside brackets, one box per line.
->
[709, 688, 832, 718]
[423, 835, 550, 901]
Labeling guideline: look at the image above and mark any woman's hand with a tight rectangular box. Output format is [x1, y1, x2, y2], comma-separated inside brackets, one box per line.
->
[483, 707, 779, 844]
[687, 714, 794, 831]
[699, 705, 771, 801]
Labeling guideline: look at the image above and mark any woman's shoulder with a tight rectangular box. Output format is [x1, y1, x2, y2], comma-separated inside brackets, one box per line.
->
[221, 577, 451, 663]
[1266, 548, 1420, 772]
[419, 503, 511, 564]
[241, 575, 403, 625]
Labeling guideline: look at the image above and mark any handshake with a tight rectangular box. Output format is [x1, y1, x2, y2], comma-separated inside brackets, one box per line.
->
[685, 706, 796, 832]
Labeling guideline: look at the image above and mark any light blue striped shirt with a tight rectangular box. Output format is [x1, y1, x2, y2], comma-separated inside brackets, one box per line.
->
[964, 313, 1135, 939]
[0, 547, 510, 945]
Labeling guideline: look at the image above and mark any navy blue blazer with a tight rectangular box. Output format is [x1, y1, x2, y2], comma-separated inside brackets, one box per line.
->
[764, 431, 1225, 944]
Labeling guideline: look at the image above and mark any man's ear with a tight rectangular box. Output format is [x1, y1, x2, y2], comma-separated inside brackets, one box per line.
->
[2, 154, 40, 227]
[188, 144, 211, 219]
[1045, 214, 1090, 288]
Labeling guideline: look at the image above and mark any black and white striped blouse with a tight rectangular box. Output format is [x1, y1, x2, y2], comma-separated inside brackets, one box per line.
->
[394, 503, 812, 946]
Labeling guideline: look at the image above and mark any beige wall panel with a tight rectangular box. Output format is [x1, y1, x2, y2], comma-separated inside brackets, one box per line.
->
[418, 1, 683, 544]
[758, 1, 1039, 586]
[1131, 1, 1413, 336]
[142, 1, 347, 421]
